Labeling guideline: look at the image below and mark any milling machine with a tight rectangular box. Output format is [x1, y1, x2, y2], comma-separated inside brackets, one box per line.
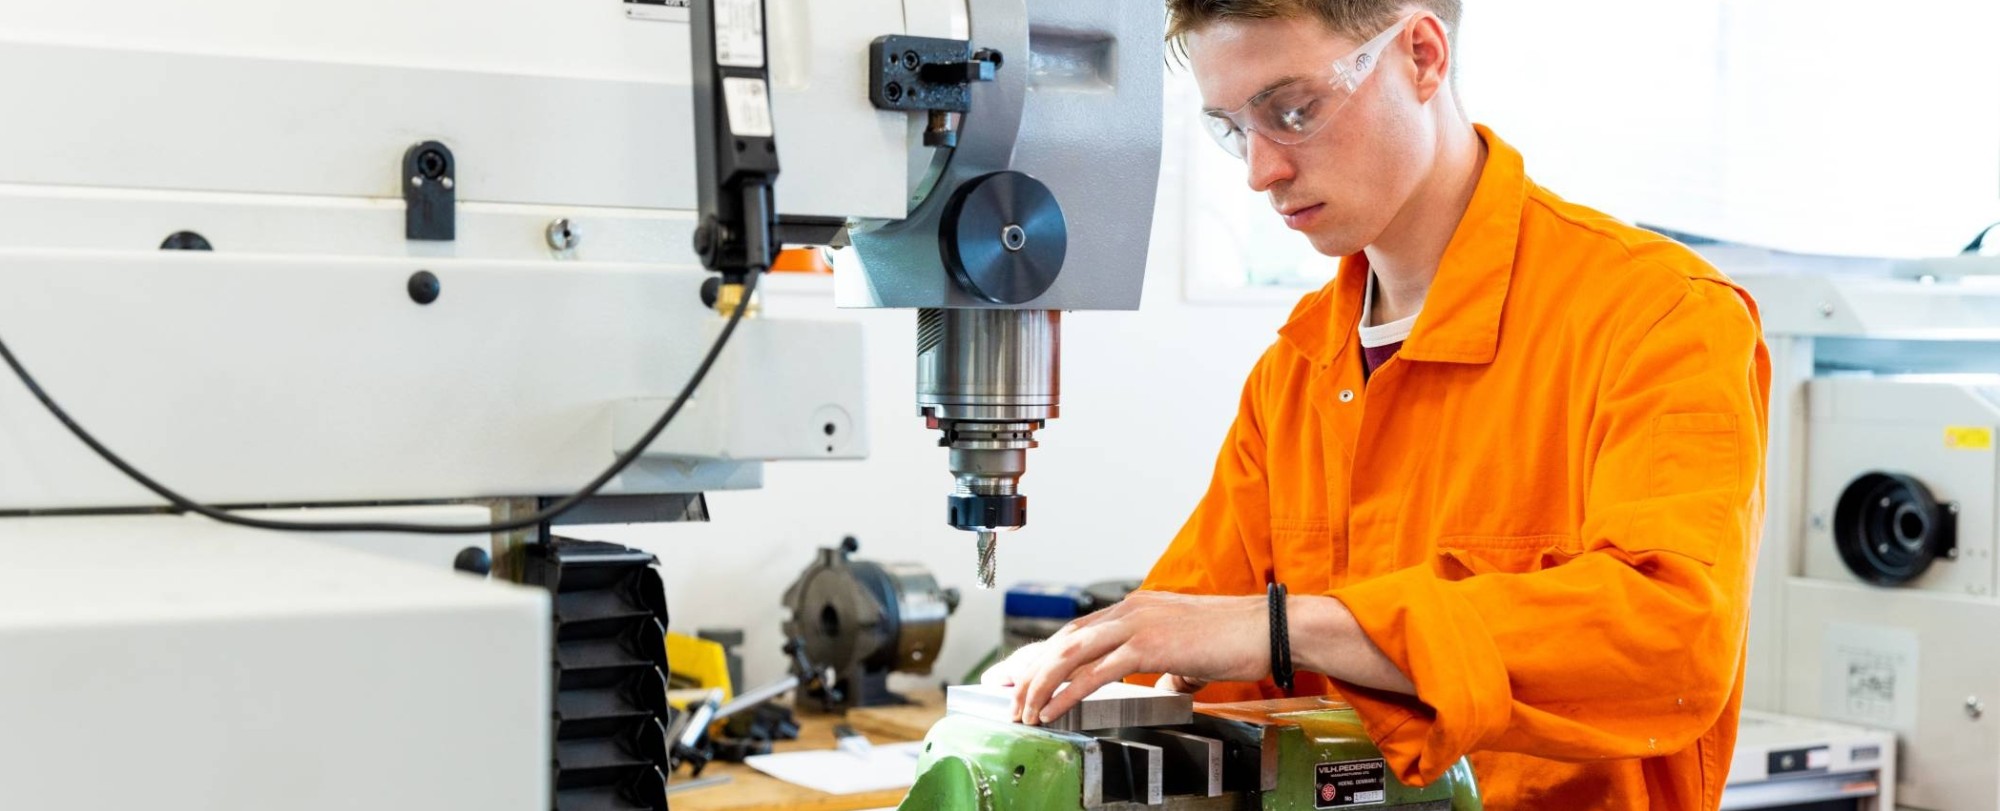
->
[0, 0, 1158, 808]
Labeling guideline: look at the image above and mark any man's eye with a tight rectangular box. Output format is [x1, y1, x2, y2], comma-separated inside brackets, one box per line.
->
[1278, 100, 1320, 132]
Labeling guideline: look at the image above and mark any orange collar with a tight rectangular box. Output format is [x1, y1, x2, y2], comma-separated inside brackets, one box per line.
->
[1278, 124, 1526, 368]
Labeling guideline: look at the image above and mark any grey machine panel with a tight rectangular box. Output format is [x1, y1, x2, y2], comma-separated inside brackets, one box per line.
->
[1801, 377, 2000, 597]
[1778, 579, 1998, 810]
[843, 0, 1163, 311]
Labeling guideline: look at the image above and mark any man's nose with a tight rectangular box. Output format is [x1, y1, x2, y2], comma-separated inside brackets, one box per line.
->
[1244, 131, 1295, 193]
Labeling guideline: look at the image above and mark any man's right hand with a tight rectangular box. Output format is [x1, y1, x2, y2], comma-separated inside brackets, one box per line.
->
[978, 641, 1041, 687]
[1153, 673, 1209, 693]
[979, 641, 1209, 694]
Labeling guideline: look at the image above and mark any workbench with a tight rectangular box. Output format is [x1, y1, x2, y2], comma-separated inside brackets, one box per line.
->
[668, 691, 945, 811]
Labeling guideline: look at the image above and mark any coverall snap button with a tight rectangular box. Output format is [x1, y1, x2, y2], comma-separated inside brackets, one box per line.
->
[1339, 389, 1355, 403]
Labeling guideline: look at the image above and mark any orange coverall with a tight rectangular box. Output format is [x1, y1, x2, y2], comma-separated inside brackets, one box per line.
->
[1141, 127, 1770, 809]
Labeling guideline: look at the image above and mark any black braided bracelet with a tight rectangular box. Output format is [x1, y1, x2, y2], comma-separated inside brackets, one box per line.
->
[1269, 581, 1294, 693]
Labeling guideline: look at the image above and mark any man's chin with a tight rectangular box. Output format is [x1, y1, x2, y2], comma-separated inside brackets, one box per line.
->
[1302, 229, 1367, 259]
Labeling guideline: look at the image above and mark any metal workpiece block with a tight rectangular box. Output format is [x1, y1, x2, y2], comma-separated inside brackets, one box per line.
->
[1113, 728, 1224, 798]
[946, 683, 1195, 732]
[1094, 737, 1163, 806]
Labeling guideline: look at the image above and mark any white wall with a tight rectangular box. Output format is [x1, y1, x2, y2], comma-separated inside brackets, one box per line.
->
[566, 112, 1306, 690]
[1459, 0, 2000, 258]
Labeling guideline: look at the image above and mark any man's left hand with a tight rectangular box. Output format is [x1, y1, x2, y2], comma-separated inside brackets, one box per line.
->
[986, 590, 1271, 726]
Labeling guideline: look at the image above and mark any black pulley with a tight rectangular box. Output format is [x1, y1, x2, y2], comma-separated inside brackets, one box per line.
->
[940, 170, 1067, 304]
[1833, 471, 1957, 586]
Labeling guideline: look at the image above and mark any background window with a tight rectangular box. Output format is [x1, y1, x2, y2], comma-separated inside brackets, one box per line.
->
[1178, 0, 2000, 298]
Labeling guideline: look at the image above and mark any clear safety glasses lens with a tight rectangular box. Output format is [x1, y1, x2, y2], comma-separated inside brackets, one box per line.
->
[1203, 15, 1416, 160]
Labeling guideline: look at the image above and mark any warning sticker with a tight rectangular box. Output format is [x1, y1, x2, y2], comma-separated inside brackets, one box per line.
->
[1316, 759, 1388, 808]
[722, 77, 774, 138]
[713, 0, 766, 68]
[1945, 425, 1994, 451]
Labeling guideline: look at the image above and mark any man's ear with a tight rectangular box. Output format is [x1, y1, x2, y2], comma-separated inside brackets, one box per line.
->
[1408, 14, 1451, 104]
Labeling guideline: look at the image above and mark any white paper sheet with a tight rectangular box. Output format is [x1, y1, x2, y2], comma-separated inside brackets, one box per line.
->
[743, 740, 927, 795]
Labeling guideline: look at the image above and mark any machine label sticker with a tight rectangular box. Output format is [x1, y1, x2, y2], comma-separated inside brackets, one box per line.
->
[1945, 425, 1994, 451]
[1821, 622, 1919, 730]
[1767, 745, 1832, 776]
[1315, 759, 1387, 808]
[714, 0, 766, 68]
[723, 77, 775, 138]
[622, 0, 689, 23]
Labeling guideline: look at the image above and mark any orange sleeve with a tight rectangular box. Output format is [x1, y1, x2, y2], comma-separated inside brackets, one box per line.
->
[1330, 279, 1771, 785]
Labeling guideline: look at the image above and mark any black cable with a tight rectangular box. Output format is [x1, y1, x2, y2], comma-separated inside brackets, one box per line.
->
[0, 267, 764, 534]
[1964, 221, 2000, 255]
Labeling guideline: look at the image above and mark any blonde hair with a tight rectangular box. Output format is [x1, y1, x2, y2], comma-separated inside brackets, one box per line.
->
[1166, 0, 1462, 63]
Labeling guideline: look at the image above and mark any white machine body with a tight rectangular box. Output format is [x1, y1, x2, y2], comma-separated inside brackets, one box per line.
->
[0, 513, 550, 811]
[1734, 254, 2000, 811]
[0, 0, 1165, 808]
[0, 0, 931, 510]
[1723, 711, 1898, 810]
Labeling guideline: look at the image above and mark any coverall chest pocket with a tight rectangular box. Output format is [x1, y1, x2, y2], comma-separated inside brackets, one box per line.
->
[1271, 517, 1333, 593]
[1433, 534, 1578, 581]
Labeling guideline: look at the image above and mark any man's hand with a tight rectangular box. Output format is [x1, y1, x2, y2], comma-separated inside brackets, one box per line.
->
[977, 590, 1418, 727]
[979, 642, 1207, 696]
[978, 590, 1271, 726]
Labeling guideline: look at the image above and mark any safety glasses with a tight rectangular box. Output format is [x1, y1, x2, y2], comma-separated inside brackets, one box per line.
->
[1202, 14, 1421, 159]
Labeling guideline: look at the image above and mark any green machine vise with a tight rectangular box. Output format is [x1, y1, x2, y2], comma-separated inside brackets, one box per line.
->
[899, 696, 1480, 811]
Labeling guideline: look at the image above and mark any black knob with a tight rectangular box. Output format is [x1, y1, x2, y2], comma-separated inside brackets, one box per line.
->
[699, 276, 723, 309]
[159, 231, 213, 251]
[407, 270, 441, 305]
[452, 546, 491, 576]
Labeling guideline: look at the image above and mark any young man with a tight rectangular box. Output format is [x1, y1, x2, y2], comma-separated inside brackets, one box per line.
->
[985, 2, 1771, 808]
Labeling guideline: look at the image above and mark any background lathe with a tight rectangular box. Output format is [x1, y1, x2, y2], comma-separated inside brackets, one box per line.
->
[1722, 242, 2000, 811]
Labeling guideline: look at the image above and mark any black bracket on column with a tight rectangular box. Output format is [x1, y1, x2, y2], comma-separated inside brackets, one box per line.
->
[401, 141, 456, 241]
[690, 0, 781, 284]
[868, 35, 1002, 147]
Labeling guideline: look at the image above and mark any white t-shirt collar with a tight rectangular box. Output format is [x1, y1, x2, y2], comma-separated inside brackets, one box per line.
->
[1360, 272, 1420, 349]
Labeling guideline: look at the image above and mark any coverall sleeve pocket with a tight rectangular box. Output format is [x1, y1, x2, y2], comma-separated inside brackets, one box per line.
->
[1433, 534, 1576, 580]
[1630, 412, 1740, 565]
[1648, 413, 1739, 496]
